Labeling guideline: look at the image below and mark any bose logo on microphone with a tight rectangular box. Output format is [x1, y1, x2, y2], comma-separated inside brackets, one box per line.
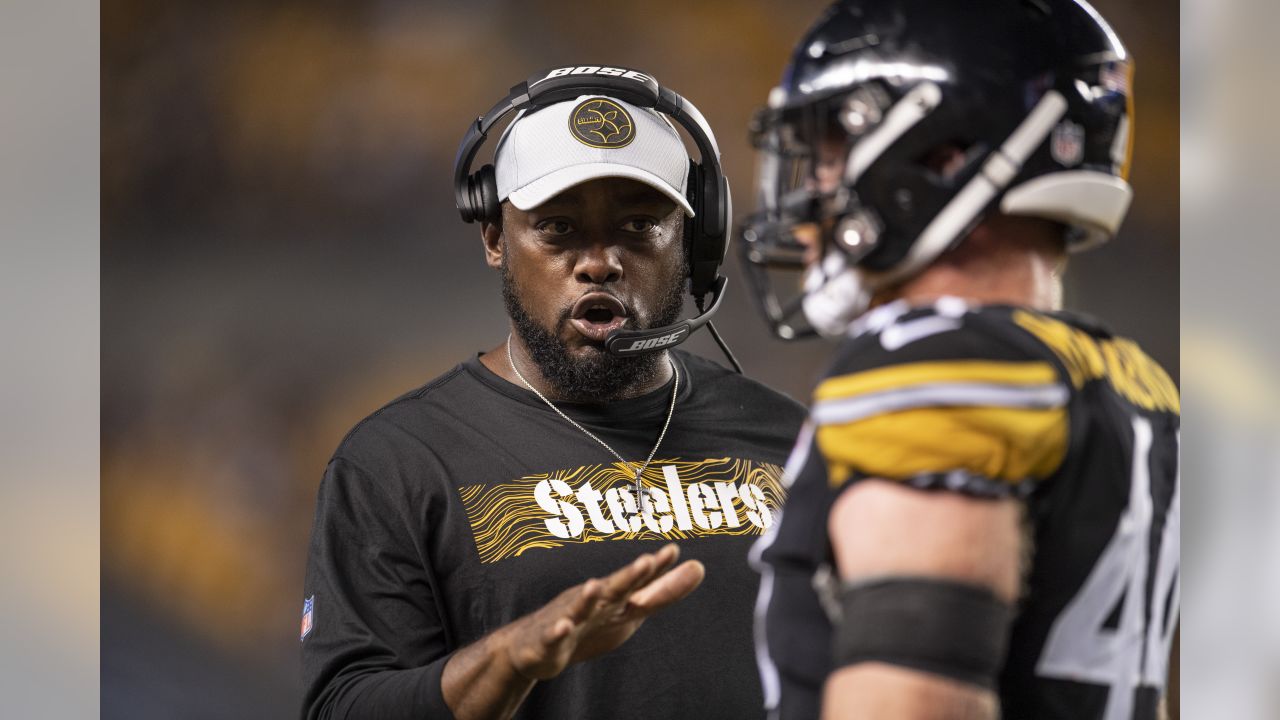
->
[624, 332, 683, 352]
[538, 66, 655, 85]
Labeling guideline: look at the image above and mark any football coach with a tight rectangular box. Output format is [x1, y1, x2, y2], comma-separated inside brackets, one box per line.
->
[301, 65, 807, 720]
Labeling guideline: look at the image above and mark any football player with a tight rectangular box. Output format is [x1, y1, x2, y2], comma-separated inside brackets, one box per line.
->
[741, 1, 1179, 718]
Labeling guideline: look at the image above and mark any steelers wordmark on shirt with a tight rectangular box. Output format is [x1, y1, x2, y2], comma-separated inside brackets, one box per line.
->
[458, 457, 786, 563]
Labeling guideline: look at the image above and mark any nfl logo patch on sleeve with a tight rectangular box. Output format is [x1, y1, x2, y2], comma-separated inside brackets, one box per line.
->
[300, 595, 315, 641]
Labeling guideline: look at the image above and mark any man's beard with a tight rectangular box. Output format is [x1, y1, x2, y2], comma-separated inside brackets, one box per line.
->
[501, 256, 686, 403]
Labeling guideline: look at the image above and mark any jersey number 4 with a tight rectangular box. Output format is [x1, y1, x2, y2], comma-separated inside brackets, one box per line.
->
[1037, 416, 1180, 720]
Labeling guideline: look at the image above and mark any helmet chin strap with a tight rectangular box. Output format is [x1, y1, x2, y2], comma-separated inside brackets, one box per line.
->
[801, 249, 872, 338]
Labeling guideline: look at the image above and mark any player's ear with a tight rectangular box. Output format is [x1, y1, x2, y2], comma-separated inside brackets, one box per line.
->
[481, 205, 504, 269]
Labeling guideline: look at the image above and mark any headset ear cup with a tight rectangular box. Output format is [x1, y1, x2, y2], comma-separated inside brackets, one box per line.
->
[685, 162, 705, 294]
[475, 164, 500, 225]
[687, 161, 729, 300]
[460, 175, 479, 223]
[714, 173, 731, 265]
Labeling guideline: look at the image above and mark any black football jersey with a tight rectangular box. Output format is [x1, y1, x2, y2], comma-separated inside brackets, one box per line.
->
[753, 298, 1180, 720]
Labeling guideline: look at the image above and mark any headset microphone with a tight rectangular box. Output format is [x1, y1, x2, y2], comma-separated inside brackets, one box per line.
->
[605, 275, 726, 356]
[604, 276, 742, 373]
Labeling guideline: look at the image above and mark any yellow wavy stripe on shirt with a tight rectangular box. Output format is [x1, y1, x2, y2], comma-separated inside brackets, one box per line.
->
[459, 457, 786, 564]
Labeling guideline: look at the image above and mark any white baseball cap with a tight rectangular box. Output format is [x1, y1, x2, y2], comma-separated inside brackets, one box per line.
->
[494, 95, 695, 217]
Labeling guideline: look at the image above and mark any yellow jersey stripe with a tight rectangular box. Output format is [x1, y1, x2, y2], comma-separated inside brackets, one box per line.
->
[817, 404, 1068, 487]
[815, 360, 1060, 403]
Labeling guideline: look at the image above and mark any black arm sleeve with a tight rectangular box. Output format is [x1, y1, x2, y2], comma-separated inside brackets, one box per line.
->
[301, 457, 456, 720]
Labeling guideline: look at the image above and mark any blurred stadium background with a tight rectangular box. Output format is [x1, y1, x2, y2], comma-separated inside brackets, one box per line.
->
[101, 1, 1177, 716]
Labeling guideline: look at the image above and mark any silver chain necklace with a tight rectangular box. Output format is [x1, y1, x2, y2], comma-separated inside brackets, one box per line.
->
[506, 335, 677, 515]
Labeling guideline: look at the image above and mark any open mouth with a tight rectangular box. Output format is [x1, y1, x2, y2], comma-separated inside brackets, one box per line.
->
[568, 292, 630, 343]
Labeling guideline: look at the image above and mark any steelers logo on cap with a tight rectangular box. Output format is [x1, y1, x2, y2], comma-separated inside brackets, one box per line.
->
[569, 98, 635, 149]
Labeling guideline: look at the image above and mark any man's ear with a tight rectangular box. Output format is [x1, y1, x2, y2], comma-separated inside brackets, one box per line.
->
[482, 215, 503, 269]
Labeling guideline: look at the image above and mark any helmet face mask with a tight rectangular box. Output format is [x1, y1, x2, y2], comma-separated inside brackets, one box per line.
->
[741, 89, 886, 339]
[740, 0, 1136, 340]
[752, 92, 875, 228]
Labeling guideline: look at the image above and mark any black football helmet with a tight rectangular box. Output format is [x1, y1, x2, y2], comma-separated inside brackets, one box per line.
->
[740, 0, 1134, 339]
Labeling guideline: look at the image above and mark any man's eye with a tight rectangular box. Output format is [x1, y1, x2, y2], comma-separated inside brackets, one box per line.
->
[538, 220, 574, 236]
[622, 218, 657, 233]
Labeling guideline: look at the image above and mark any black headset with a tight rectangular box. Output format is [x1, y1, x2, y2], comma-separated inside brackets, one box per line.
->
[453, 65, 740, 369]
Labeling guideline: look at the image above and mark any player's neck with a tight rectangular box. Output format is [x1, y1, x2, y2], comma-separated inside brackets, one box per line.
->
[880, 247, 1064, 312]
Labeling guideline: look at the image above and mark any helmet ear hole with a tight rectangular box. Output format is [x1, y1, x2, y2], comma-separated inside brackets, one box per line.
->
[916, 141, 976, 181]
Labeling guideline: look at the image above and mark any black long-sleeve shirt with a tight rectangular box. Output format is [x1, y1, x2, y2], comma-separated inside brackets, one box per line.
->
[302, 351, 806, 719]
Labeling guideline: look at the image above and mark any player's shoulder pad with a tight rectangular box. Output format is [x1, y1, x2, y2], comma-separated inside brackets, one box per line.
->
[813, 299, 1071, 497]
[823, 299, 1062, 380]
[1005, 307, 1180, 415]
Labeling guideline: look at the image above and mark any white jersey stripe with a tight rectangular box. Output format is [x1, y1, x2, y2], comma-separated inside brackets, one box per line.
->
[749, 514, 784, 711]
[811, 381, 1069, 426]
